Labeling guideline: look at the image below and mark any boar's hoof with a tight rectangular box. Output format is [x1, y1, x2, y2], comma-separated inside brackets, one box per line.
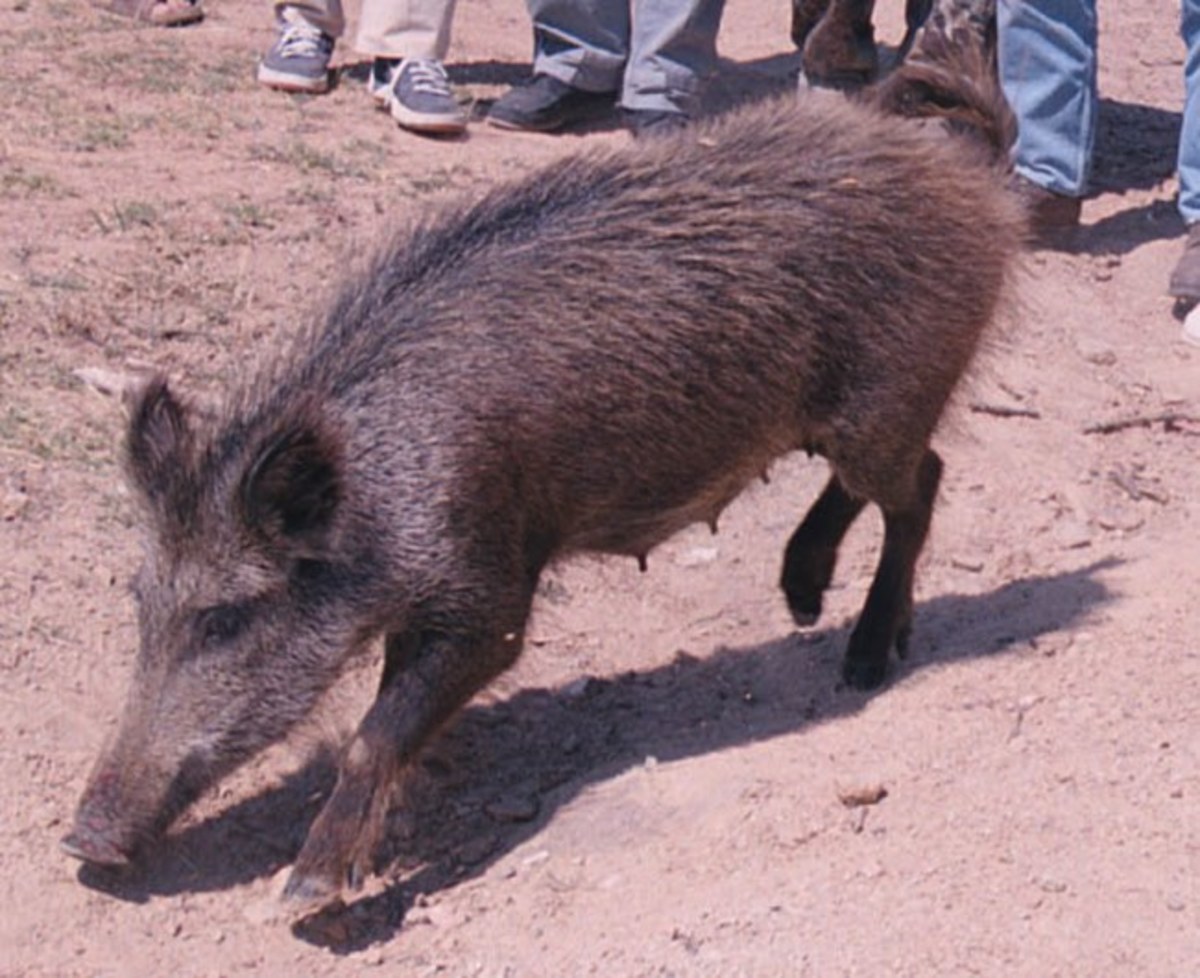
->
[282, 868, 342, 912]
[60, 827, 133, 867]
[791, 609, 820, 628]
[841, 654, 889, 691]
[785, 591, 823, 628]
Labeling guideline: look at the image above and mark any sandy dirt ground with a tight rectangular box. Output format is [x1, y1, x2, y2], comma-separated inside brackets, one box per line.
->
[1, 1, 1197, 975]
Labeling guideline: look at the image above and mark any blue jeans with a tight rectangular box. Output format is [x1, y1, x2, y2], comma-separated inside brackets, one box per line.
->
[996, 0, 1098, 198]
[1180, 0, 1200, 222]
[999, 0, 1200, 223]
[526, 0, 726, 113]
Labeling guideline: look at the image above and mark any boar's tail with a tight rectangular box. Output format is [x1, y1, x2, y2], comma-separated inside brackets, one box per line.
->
[866, 18, 1014, 166]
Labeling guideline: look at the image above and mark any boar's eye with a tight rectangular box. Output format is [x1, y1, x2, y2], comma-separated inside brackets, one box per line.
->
[195, 603, 251, 648]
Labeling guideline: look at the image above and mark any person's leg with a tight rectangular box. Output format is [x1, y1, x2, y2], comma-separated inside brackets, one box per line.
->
[258, 0, 344, 93]
[621, 0, 725, 123]
[356, 0, 456, 61]
[274, 0, 344, 40]
[1170, 0, 1200, 300]
[997, 0, 1097, 197]
[1176, 0, 1200, 222]
[487, 0, 625, 132]
[528, 0, 629, 92]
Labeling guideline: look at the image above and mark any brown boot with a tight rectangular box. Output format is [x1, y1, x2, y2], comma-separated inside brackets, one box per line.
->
[791, 0, 832, 49]
[1009, 175, 1082, 248]
[801, 0, 879, 87]
[1168, 223, 1200, 301]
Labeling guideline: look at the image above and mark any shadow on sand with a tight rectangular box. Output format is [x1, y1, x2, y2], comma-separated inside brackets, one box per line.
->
[76, 556, 1119, 949]
[1020, 97, 1184, 257]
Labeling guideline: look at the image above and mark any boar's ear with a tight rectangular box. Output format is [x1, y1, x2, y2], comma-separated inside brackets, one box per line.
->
[240, 422, 341, 555]
[126, 376, 192, 503]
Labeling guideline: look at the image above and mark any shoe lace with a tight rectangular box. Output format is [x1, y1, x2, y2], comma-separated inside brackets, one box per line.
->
[276, 11, 328, 59]
[402, 59, 452, 97]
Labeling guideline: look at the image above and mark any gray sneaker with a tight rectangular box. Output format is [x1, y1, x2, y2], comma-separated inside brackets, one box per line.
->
[385, 58, 466, 135]
[257, 7, 334, 94]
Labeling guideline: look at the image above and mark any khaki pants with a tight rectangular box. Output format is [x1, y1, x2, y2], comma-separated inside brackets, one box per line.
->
[278, 0, 457, 60]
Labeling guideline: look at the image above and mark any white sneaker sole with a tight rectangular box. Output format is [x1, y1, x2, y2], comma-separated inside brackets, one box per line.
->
[1183, 304, 1200, 347]
[390, 101, 467, 135]
[257, 63, 330, 95]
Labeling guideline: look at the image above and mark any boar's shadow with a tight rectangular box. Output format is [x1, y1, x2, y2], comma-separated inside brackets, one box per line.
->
[76, 557, 1117, 949]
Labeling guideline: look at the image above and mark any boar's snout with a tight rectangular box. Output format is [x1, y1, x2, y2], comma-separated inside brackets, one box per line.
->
[60, 767, 139, 867]
[61, 825, 134, 867]
[62, 743, 214, 869]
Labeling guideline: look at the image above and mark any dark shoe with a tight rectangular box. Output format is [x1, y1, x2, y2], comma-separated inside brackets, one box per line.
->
[486, 75, 614, 132]
[1009, 175, 1082, 246]
[626, 109, 689, 139]
[1168, 223, 1200, 301]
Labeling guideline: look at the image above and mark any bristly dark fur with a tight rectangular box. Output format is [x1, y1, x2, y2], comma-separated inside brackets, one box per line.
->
[67, 87, 1024, 907]
[867, 16, 1013, 165]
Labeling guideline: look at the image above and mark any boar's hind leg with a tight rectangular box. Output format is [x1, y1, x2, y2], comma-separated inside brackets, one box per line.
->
[283, 624, 525, 907]
[841, 449, 943, 691]
[780, 474, 868, 627]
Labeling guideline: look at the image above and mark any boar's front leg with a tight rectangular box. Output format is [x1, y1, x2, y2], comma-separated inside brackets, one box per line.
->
[283, 624, 524, 907]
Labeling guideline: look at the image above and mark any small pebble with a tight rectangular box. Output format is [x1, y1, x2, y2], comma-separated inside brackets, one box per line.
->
[562, 676, 591, 699]
[72, 366, 141, 397]
[456, 833, 500, 866]
[675, 546, 719, 568]
[485, 795, 539, 823]
[837, 783, 888, 808]
[1052, 518, 1092, 550]
[1075, 337, 1117, 366]
[1, 490, 29, 522]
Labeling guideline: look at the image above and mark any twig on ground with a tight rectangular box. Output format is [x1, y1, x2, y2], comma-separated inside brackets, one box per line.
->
[969, 401, 1042, 419]
[1083, 411, 1200, 435]
[1108, 467, 1170, 504]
